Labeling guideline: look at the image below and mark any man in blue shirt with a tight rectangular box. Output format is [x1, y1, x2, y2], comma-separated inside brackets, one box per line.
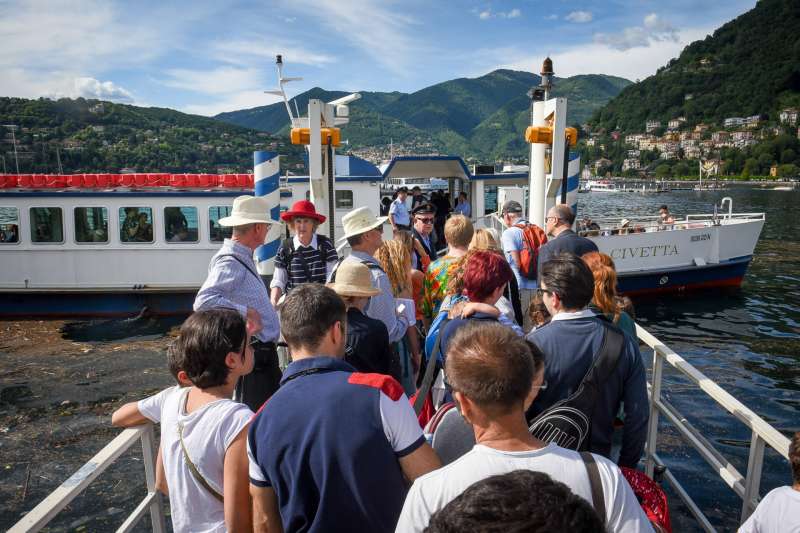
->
[453, 192, 471, 218]
[248, 284, 440, 532]
[526, 253, 648, 468]
[536, 204, 598, 278]
[500, 200, 539, 329]
[389, 187, 411, 231]
[194, 195, 281, 411]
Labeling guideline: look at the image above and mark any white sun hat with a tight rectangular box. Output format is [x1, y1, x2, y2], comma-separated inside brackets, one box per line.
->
[218, 195, 280, 227]
[339, 206, 388, 241]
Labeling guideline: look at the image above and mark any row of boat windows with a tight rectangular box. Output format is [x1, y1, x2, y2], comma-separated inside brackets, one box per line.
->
[0, 206, 234, 244]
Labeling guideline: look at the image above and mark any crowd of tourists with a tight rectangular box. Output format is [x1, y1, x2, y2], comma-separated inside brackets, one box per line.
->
[111, 193, 797, 533]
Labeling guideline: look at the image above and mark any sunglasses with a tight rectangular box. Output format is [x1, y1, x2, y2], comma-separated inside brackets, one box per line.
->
[416, 217, 435, 224]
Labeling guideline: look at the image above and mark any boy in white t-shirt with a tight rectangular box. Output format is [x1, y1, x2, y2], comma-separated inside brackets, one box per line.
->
[739, 431, 800, 533]
[112, 309, 255, 533]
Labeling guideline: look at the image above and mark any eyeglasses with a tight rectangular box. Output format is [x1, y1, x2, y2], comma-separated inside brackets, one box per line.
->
[536, 288, 554, 298]
[532, 380, 548, 390]
[417, 217, 434, 224]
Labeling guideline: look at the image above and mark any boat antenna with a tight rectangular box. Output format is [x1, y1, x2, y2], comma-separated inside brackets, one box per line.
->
[266, 54, 304, 127]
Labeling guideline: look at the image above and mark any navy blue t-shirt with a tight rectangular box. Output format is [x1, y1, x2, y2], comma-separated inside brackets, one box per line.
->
[536, 229, 599, 277]
[248, 357, 424, 532]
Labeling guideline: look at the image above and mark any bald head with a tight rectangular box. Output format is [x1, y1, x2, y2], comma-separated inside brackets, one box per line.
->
[549, 204, 575, 225]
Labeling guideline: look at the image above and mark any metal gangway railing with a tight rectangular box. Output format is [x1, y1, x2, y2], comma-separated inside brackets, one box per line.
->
[8, 424, 166, 533]
[638, 324, 791, 532]
[7, 324, 791, 532]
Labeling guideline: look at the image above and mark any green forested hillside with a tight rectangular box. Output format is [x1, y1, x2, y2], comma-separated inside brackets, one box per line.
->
[215, 69, 631, 160]
[591, 0, 800, 132]
[0, 97, 303, 174]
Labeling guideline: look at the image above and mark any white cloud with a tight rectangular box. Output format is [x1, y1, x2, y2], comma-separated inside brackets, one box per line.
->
[182, 90, 282, 117]
[594, 13, 679, 51]
[73, 77, 134, 102]
[211, 39, 335, 68]
[284, 0, 420, 75]
[477, 7, 522, 19]
[545, 14, 559, 21]
[566, 11, 593, 23]
[473, 25, 713, 82]
[160, 66, 265, 96]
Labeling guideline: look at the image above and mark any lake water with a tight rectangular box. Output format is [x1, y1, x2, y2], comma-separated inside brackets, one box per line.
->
[580, 186, 799, 531]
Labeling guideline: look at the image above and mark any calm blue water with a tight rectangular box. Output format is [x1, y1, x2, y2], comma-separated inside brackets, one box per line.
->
[580, 186, 799, 532]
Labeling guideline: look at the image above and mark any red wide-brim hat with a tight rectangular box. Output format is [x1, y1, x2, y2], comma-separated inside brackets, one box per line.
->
[280, 200, 326, 223]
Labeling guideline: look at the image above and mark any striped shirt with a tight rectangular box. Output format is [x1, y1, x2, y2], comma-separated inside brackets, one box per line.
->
[270, 234, 338, 293]
[194, 239, 280, 342]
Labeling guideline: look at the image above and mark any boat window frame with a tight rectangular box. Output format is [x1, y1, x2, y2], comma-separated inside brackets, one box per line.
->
[29, 206, 65, 245]
[73, 206, 110, 245]
[0, 206, 21, 245]
[163, 206, 200, 244]
[209, 205, 233, 243]
[118, 206, 155, 244]
[335, 189, 354, 210]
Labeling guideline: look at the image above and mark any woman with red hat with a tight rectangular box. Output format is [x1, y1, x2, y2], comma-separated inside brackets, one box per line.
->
[269, 200, 339, 306]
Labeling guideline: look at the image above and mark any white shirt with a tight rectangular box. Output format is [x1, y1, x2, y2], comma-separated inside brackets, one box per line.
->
[138, 386, 253, 533]
[739, 486, 800, 533]
[550, 308, 597, 322]
[395, 443, 654, 533]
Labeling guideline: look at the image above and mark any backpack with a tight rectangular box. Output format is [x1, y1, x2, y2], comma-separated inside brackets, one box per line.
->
[328, 256, 385, 282]
[513, 223, 547, 280]
[528, 324, 624, 451]
[280, 235, 336, 286]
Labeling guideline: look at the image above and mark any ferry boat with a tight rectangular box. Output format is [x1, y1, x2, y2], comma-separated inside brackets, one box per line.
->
[0, 174, 251, 317]
[581, 179, 620, 193]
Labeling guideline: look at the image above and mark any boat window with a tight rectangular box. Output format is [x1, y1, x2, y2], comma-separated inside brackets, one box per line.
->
[209, 206, 233, 242]
[335, 190, 353, 209]
[30, 207, 64, 243]
[74, 207, 109, 243]
[119, 207, 153, 243]
[165, 207, 199, 243]
[0, 207, 20, 243]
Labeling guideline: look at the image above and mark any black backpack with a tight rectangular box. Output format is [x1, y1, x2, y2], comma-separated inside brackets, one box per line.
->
[528, 324, 624, 451]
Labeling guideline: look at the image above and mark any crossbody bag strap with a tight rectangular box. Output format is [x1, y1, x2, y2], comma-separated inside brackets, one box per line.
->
[413, 318, 449, 415]
[217, 253, 261, 282]
[585, 324, 625, 387]
[177, 422, 224, 503]
[580, 451, 606, 526]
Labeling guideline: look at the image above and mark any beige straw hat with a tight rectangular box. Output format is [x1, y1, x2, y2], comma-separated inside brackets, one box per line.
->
[326, 261, 381, 297]
[339, 206, 388, 242]
[218, 195, 279, 227]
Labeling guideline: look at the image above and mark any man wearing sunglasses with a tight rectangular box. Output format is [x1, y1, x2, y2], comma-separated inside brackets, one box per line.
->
[411, 203, 438, 270]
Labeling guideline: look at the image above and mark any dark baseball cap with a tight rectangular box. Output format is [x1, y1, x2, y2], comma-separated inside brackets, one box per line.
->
[501, 200, 523, 214]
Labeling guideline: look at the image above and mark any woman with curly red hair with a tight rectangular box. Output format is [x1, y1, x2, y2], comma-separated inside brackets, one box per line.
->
[582, 251, 636, 338]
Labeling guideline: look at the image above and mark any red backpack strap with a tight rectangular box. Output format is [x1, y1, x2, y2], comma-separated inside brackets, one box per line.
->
[348, 373, 405, 401]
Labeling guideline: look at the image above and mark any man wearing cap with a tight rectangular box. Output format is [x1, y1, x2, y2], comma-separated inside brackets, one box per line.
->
[327, 261, 395, 378]
[500, 200, 539, 328]
[536, 204, 598, 277]
[410, 186, 427, 210]
[389, 187, 411, 232]
[411, 203, 438, 270]
[269, 200, 338, 306]
[331, 207, 415, 344]
[194, 195, 281, 411]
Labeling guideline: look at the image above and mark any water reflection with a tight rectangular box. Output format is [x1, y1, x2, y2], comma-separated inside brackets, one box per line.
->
[580, 186, 800, 531]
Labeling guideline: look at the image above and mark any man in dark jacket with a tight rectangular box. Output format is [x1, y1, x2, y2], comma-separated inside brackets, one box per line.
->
[411, 203, 438, 269]
[536, 204, 598, 279]
[526, 253, 648, 468]
[327, 261, 397, 380]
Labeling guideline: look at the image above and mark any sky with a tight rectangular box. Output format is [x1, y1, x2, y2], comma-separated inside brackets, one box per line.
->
[0, 0, 757, 117]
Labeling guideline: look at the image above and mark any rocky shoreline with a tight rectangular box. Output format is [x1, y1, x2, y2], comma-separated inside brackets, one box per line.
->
[0, 319, 177, 531]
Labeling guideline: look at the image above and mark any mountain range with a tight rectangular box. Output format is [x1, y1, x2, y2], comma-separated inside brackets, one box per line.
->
[215, 70, 631, 161]
[591, 0, 800, 133]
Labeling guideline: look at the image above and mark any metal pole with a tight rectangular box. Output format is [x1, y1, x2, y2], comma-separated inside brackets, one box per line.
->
[560, 135, 569, 205]
[326, 142, 335, 241]
[140, 425, 166, 533]
[5, 125, 20, 173]
[740, 431, 765, 523]
[645, 345, 664, 478]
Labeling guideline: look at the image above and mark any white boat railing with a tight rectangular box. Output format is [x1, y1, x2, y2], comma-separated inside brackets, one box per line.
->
[8, 424, 166, 533]
[637, 323, 791, 532]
